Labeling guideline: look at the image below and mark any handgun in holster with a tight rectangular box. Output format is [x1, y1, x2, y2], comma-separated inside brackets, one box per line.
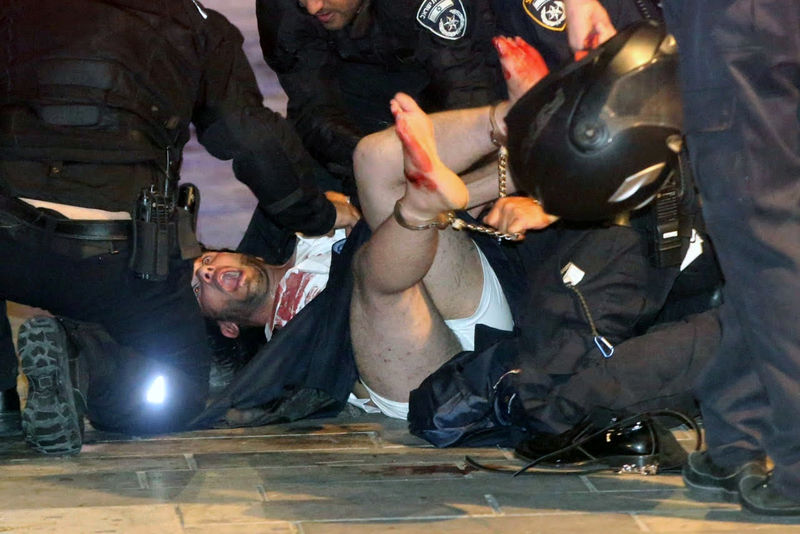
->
[129, 177, 202, 282]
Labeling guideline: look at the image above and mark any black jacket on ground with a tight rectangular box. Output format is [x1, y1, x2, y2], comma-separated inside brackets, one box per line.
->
[193, 224, 367, 429]
[257, 0, 504, 177]
[409, 222, 720, 447]
[195, 219, 720, 450]
[0, 0, 334, 235]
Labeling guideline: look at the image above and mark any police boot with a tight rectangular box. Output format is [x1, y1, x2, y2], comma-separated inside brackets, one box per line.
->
[740, 472, 800, 517]
[682, 450, 766, 503]
[513, 412, 695, 475]
[0, 387, 22, 437]
[18, 316, 84, 455]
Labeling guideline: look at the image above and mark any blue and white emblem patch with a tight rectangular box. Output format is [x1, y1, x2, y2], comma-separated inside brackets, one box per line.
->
[416, 0, 468, 40]
[522, 0, 566, 31]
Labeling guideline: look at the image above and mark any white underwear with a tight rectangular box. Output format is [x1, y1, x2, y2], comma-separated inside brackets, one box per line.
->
[353, 381, 410, 420]
[443, 246, 514, 351]
[348, 245, 514, 419]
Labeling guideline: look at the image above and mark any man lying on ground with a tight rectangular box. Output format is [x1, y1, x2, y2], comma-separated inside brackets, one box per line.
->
[192, 89, 553, 420]
[191, 37, 721, 449]
[20, 37, 719, 453]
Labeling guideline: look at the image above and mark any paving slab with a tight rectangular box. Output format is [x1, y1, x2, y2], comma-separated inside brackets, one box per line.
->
[4, 407, 800, 532]
[5, 1, 800, 532]
[0, 505, 184, 533]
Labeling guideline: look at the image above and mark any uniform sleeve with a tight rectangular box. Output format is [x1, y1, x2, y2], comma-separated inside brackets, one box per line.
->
[192, 10, 335, 236]
[603, 0, 663, 29]
[257, 0, 362, 176]
[413, 0, 504, 108]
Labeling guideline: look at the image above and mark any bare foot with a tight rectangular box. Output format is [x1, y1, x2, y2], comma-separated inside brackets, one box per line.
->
[390, 92, 468, 225]
[493, 36, 549, 104]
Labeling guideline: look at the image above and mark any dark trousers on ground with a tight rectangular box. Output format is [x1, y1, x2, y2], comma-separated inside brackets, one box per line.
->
[664, 0, 800, 494]
[0, 206, 211, 434]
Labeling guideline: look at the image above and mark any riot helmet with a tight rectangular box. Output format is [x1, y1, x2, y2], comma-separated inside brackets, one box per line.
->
[505, 20, 683, 221]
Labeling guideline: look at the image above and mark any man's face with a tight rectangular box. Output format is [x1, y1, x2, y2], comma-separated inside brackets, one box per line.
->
[192, 251, 272, 325]
[298, 0, 363, 30]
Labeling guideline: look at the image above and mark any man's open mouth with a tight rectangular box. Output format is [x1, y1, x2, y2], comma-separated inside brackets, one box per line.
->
[216, 270, 243, 292]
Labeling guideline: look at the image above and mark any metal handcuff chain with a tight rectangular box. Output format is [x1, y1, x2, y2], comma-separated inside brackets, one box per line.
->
[393, 104, 524, 241]
[448, 145, 523, 241]
[443, 102, 524, 241]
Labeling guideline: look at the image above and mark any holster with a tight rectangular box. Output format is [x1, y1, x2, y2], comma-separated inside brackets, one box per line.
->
[129, 183, 201, 281]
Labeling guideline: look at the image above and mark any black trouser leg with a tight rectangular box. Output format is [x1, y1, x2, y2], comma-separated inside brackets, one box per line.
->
[665, 0, 800, 495]
[1, 221, 211, 435]
[0, 302, 17, 391]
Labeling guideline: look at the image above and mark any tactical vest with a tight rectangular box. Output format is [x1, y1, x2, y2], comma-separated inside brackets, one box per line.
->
[0, 0, 207, 186]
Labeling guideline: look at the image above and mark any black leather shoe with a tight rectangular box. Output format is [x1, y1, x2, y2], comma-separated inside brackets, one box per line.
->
[514, 414, 691, 475]
[0, 387, 22, 437]
[740, 473, 800, 516]
[18, 317, 83, 455]
[682, 450, 766, 503]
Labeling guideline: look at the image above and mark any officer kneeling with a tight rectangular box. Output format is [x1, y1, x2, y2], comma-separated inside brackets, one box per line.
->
[0, 0, 354, 454]
[410, 21, 723, 474]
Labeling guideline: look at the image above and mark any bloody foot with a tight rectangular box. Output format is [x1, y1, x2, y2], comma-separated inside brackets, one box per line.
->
[390, 92, 468, 226]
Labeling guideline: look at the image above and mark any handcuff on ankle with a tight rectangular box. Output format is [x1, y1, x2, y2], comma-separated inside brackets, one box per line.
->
[392, 102, 524, 241]
[393, 199, 453, 230]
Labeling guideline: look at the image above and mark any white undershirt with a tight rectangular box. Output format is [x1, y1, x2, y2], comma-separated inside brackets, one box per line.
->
[263, 229, 346, 342]
[20, 198, 131, 220]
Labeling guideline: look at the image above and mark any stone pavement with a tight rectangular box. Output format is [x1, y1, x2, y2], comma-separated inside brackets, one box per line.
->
[1, 413, 799, 533]
[4, 1, 800, 532]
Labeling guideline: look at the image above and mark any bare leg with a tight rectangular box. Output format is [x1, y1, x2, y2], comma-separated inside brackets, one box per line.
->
[355, 94, 503, 230]
[355, 38, 548, 229]
[351, 95, 484, 401]
[350, 56, 550, 399]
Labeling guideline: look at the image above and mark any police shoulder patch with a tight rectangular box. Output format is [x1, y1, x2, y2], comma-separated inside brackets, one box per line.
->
[416, 0, 468, 41]
[522, 0, 566, 31]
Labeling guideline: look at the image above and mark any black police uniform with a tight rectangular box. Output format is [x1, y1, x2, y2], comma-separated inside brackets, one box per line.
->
[257, 0, 504, 179]
[408, 219, 721, 447]
[491, 0, 661, 69]
[190, 217, 720, 448]
[663, 0, 800, 498]
[0, 0, 336, 434]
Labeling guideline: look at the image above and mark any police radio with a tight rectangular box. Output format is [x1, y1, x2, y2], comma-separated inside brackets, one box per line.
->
[646, 132, 699, 269]
[649, 172, 691, 268]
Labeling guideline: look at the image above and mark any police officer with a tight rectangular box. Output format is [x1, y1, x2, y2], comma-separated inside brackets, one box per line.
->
[491, 0, 660, 69]
[565, 0, 800, 517]
[256, 0, 504, 183]
[0, 0, 356, 454]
